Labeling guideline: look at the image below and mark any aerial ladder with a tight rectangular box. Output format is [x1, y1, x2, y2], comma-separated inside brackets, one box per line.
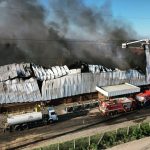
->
[122, 39, 150, 83]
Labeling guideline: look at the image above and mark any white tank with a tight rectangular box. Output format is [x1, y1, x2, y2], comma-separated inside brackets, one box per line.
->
[7, 112, 43, 125]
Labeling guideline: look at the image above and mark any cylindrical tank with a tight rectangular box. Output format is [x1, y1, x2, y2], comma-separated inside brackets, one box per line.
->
[7, 112, 42, 125]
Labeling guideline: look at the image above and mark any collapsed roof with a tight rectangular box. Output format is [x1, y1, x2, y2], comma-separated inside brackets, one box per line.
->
[0, 63, 149, 104]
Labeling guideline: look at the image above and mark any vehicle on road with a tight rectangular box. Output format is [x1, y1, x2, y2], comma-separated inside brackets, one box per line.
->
[5, 107, 58, 132]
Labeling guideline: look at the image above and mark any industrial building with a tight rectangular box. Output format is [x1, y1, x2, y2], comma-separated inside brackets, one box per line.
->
[0, 40, 150, 114]
[0, 62, 149, 114]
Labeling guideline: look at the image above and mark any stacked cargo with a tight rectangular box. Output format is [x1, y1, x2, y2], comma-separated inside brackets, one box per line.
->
[32, 64, 70, 81]
[69, 69, 81, 75]
[88, 65, 112, 73]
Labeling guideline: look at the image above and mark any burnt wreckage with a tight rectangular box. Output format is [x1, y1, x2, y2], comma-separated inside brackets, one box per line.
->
[0, 63, 148, 105]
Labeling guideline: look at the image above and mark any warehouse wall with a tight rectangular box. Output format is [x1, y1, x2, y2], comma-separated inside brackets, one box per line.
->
[0, 78, 42, 104]
[42, 70, 148, 101]
[146, 45, 150, 82]
[0, 65, 149, 104]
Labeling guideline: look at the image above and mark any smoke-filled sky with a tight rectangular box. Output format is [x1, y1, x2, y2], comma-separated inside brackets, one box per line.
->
[40, 0, 150, 37]
[0, 0, 147, 71]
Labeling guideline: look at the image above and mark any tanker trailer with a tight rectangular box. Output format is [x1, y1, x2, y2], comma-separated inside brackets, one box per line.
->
[5, 107, 58, 132]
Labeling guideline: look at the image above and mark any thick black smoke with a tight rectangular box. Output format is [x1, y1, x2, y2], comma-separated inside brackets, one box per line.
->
[48, 0, 145, 70]
[0, 0, 69, 66]
[0, 0, 145, 71]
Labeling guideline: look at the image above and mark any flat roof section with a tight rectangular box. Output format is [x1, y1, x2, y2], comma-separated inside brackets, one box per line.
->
[96, 83, 140, 97]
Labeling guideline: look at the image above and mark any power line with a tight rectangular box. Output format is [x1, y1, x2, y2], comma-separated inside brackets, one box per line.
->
[0, 6, 33, 12]
[0, 5, 150, 21]
[0, 38, 132, 45]
[0, 37, 136, 42]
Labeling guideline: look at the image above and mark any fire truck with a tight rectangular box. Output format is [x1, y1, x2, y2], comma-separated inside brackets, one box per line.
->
[98, 90, 150, 116]
[99, 97, 137, 116]
[96, 83, 140, 116]
[136, 90, 150, 107]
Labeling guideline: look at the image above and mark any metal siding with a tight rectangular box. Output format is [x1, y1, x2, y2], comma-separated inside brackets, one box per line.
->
[38, 66, 148, 101]
[0, 64, 148, 103]
[41, 70, 147, 101]
[146, 47, 150, 82]
[0, 78, 41, 104]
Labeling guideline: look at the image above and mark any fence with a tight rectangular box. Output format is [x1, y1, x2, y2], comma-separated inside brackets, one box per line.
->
[35, 122, 150, 150]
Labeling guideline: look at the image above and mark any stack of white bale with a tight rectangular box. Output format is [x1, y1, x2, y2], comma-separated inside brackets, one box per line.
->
[88, 65, 112, 73]
[32, 64, 70, 81]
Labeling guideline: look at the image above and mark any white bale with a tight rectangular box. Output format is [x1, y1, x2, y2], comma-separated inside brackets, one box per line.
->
[63, 65, 70, 74]
[55, 66, 63, 77]
[51, 67, 58, 78]
[60, 66, 66, 76]
[47, 69, 54, 79]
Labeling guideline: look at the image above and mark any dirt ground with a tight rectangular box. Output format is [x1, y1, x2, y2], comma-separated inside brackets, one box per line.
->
[107, 137, 150, 150]
[22, 112, 150, 150]
[1, 108, 150, 150]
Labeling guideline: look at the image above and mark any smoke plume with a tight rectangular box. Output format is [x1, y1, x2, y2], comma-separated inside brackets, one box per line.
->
[0, 0, 145, 71]
[0, 0, 68, 66]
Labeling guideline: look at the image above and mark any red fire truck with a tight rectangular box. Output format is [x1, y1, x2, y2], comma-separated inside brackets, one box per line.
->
[98, 90, 150, 116]
[99, 97, 137, 116]
[136, 90, 150, 107]
[96, 83, 150, 116]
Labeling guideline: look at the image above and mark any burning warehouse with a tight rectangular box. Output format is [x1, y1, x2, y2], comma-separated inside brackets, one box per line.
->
[0, 59, 149, 114]
[0, 0, 150, 120]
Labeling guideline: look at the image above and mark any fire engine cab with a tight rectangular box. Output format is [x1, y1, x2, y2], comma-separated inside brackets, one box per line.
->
[136, 90, 150, 107]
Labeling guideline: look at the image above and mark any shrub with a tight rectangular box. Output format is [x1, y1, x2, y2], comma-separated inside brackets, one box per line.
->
[128, 125, 143, 140]
[88, 143, 98, 150]
[59, 140, 74, 150]
[90, 134, 101, 145]
[116, 128, 128, 143]
[37, 144, 58, 150]
[140, 122, 150, 136]
[75, 137, 89, 150]
[99, 131, 116, 148]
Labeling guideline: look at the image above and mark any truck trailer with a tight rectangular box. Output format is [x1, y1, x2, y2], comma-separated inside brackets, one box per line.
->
[5, 107, 58, 132]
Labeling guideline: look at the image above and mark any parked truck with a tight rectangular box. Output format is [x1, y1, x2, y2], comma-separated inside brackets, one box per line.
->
[99, 90, 150, 116]
[99, 97, 137, 116]
[5, 107, 58, 132]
